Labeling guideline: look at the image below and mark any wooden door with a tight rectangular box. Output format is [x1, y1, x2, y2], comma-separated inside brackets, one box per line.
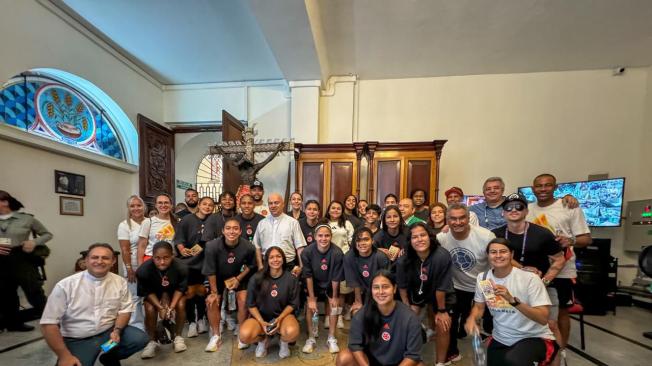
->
[221, 110, 245, 193]
[138, 114, 175, 208]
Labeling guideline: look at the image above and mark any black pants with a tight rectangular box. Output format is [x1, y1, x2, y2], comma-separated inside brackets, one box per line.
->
[488, 337, 559, 366]
[0, 248, 47, 328]
[449, 289, 493, 356]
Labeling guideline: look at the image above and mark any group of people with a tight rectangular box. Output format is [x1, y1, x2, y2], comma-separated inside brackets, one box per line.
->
[10, 172, 591, 366]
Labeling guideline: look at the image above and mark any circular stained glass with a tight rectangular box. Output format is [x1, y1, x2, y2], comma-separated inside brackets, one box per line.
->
[35, 84, 95, 144]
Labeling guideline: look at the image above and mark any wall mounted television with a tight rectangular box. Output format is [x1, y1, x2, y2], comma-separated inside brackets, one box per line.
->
[518, 177, 625, 227]
[464, 195, 485, 206]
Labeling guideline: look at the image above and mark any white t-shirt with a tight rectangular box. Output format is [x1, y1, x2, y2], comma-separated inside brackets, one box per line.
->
[117, 219, 142, 268]
[474, 268, 555, 346]
[254, 204, 270, 217]
[138, 217, 175, 256]
[437, 226, 495, 292]
[469, 211, 480, 226]
[527, 199, 591, 278]
[329, 219, 354, 254]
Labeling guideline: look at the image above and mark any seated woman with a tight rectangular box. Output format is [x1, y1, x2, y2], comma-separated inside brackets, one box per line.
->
[336, 270, 425, 366]
[203, 217, 257, 351]
[397, 222, 455, 366]
[136, 241, 188, 359]
[239, 246, 300, 359]
[343, 227, 390, 314]
[301, 224, 344, 354]
[465, 238, 558, 366]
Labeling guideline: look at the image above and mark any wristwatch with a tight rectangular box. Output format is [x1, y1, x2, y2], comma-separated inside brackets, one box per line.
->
[437, 308, 447, 313]
[542, 278, 551, 286]
[509, 297, 521, 307]
[569, 236, 576, 246]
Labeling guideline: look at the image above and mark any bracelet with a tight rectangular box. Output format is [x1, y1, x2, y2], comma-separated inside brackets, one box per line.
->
[125, 263, 132, 269]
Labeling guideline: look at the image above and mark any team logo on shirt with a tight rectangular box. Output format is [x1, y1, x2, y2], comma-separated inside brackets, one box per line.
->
[307, 234, 313, 243]
[262, 210, 269, 216]
[246, 225, 253, 236]
[271, 283, 278, 297]
[381, 323, 391, 341]
[420, 267, 428, 281]
[450, 247, 477, 272]
[161, 275, 170, 287]
[227, 252, 236, 264]
[362, 264, 370, 278]
[320, 258, 328, 271]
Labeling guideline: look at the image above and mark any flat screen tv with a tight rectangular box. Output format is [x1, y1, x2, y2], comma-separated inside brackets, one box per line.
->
[518, 177, 625, 227]
[464, 195, 485, 206]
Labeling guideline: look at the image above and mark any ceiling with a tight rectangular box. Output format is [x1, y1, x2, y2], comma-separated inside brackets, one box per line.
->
[56, 0, 652, 85]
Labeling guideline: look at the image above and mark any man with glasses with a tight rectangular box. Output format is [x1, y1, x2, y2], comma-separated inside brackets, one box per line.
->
[436, 203, 495, 363]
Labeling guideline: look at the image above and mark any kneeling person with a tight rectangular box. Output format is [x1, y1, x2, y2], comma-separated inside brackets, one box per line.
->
[301, 224, 345, 354]
[203, 217, 257, 351]
[136, 242, 188, 358]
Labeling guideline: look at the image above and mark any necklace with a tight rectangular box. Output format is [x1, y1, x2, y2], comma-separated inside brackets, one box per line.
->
[505, 222, 529, 263]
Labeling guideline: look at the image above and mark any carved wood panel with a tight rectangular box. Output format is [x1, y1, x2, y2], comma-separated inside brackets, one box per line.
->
[301, 162, 324, 205]
[376, 160, 401, 205]
[138, 114, 175, 208]
[330, 162, 353, 202]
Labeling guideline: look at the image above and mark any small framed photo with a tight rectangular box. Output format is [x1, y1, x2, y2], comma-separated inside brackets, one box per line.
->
[60, 196, 84, 216]
[55, 170, 85, 196]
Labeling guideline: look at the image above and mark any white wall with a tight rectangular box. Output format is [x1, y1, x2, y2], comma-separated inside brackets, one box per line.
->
[0, 0, 164, 291]
[174, 132, 221, 200]
[319, 68, 652, 285]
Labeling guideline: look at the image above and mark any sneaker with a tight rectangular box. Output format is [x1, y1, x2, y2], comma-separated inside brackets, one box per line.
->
[327, 336, 340, 353]
[140, 341, 158, 359]
[173, 336, 187, 353]
[337, 315, 345, 329]
[238, 339, 250, 350]
[324, 316, 329, 329]
[226, 315, 237, 331]
[187, 322, 198, 338]
[446, 353, 462, 363]
[279, 340, 290, 359]
[255, 341, 268, 358]
[198, 318, 208, 334]
[205, 335, 220, 352]
[302, 338, 316, 354]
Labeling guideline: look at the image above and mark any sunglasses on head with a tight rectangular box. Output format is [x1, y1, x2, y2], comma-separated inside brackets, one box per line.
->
[503, 202, 526, 212]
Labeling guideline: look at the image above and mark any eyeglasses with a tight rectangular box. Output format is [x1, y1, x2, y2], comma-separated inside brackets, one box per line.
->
[503, 202, 526, 212]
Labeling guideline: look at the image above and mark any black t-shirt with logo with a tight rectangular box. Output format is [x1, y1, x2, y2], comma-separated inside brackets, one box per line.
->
[201, 213, 226, 242]
[173, 214, 209, 271]
[492, 223, 562, 275]
[136, 258, 188, 297]
[348, 301, 423, 365]
[203, 236, 257, 290]
[298, 217, 318, 246]
[373, 229, 409, 251]
[396, 246, 454, 305]
[236, 213, 265, 242]
[246, 270, 300, 321]
[301, 243, 344, 291]
[343, 249, 391, 291]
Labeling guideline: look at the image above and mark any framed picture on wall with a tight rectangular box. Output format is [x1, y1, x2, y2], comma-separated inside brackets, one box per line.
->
[55, 170, 85, 196]
[59, 196, 84, 216]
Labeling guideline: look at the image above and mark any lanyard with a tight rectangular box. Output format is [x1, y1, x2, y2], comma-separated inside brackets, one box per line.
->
[505, 223, 529, 263]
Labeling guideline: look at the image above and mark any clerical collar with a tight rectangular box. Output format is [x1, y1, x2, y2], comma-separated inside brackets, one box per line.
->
[84, 270, 108, 282]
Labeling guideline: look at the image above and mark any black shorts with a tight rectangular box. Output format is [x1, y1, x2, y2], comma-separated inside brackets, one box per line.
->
[187, 268, 206, 286]
[552, 278, 574, 309]
[314, 286, 334, 302]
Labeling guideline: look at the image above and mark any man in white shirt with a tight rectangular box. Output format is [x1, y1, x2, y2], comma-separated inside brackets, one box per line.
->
[40, 243, 148, 366]
[437, 203, 495, 362]
[250, 180, 270, 217]
[252, 193, 307, 276]
[445, 187, 480, 226]
[526, 173, 592, 358]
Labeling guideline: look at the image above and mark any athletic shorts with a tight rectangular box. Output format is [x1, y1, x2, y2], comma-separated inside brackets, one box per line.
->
[552, 278, 574, 309]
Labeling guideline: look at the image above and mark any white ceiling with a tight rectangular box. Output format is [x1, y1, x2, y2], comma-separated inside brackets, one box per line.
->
[56, 0, 652, 85]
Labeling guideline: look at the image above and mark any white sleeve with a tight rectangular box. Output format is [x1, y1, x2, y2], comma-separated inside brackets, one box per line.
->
[526, 274, 552, 307]
[473, 273, 485, 303]
[569, 208, 591, 236]
[138, 218, 152, 239]
[469, 211, 479, 226]
[345, 221, 355, 245]
[39, 283, 67, 325]
[117, 221, 130, 241]
[118, 278, 135, 314]
[292, 220, 307, 249]
[252, 222, 262, 250]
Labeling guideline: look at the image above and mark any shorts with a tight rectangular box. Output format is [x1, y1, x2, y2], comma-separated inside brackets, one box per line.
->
[339, 281, 354, 295]
[216, 277, 249, 295]
[187, 268, 206, 286]
[552, 278, 574, 309]
[546, 287, 560, 320]
[314, 286, 334, 301]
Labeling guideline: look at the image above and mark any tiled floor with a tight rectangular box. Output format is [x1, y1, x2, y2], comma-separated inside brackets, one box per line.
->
[2, 306, 651, 365]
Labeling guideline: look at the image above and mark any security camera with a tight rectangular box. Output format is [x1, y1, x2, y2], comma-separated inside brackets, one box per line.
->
[613, 67, 626, 76]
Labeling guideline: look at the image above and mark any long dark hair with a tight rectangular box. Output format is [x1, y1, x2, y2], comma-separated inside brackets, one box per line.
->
[253, 246, 287, 304]
[427, 202, 447, 228]
[352, 226, 376, 257]
[325, 200, 346, 228]
[344, 194, 359, 217]
[404, 222, 439, 273]
[363, 269, 396, 343]
[381, 205, 405, 234]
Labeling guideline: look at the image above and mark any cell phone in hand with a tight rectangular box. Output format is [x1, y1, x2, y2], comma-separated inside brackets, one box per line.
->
[100, 340, 118, 352]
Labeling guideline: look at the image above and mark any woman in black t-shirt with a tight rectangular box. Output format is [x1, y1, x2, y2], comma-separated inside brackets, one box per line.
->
[299, 200, 321, 246]
[344, 194, 363, 229]
[373, 206, 408, 263]
[336, 270, 425, 366]
[288, 191, 306, 220]
[235, 194, 264, 242]
[239, 246, 300, 359]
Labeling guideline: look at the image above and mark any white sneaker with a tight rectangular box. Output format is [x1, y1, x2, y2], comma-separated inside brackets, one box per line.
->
[255, 341, 267, 358]
[327, 336, 340, 353]
[173, 336, 187, 353]
[226, 315, 237, 331]
[197, 318, 208, 334]
[187, 322, 198, 338]
[238, 339, 250, 350]
[279, 340, 290, 359]
[302, 338, 316, 354]
[324, 316, 329, 329]
[205, 335, 220, 352]
[337, 315, 345, 329]
[140, 341, 158, 359]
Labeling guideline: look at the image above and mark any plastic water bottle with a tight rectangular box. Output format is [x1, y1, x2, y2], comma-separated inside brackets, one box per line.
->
[227, 290, 236, 311]
[311, 311, 319, 338]
[472, 328, 487, 366]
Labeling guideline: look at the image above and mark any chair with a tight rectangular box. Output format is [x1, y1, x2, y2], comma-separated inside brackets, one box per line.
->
[567, 301, 585, 350]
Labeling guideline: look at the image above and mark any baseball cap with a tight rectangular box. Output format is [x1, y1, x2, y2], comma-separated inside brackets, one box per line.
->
[501, 193, 528, 208]
[250, 180, 264, 189]
[445, 186, 464, 198]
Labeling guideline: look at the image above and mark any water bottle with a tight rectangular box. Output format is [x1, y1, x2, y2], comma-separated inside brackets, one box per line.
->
[266, 318, 277, 334]
[471, 328, 487, 366]
[311, 311, 319, 338]
[227, 290, 236, 311]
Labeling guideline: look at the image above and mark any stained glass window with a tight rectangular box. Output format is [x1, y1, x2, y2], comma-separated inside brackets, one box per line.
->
[0, 70, 134, 162]
[196, 154, 223, 201]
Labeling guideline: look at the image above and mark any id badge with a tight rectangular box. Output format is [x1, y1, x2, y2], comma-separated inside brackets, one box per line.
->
[0, 237, 11, 246]
[479, 280, 495, 301]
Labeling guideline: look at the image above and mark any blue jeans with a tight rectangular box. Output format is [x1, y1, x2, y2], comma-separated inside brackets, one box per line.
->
[62, 326, 148, 366]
